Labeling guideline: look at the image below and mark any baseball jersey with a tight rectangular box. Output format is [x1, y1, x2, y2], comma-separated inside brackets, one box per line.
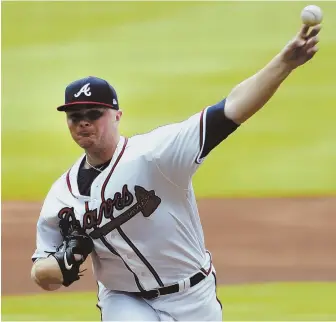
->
[32, 99, 239, 292]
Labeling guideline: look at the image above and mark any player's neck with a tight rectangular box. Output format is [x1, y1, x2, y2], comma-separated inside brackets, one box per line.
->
[85, 134, 120, 166]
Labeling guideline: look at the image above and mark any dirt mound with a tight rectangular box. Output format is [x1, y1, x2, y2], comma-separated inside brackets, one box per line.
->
[2, 197, 335, 295]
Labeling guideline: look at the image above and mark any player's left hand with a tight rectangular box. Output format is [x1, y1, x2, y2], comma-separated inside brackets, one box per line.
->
[51, 218, 94, 287]
[280, 24, 321, 70]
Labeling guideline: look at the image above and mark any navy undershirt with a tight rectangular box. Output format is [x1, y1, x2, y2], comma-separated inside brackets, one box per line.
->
[77, 158, 111, 196]
[199, 99, 239, 159]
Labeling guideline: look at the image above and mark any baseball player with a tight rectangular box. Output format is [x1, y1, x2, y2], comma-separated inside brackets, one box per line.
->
[31, 24, 320, 321]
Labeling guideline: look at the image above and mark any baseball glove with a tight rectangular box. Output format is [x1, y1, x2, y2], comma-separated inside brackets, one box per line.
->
[49, 217, 94, 287]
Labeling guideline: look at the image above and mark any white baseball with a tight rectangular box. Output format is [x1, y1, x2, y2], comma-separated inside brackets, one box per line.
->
[301, 5, 323, 26]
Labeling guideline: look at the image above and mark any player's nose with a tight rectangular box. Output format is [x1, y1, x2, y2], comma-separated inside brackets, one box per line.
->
[78, 119, 91, 127]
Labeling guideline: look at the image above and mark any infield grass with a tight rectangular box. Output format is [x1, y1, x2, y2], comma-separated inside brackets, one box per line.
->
[2, 2, 336, 200]
[2, 283, 336, 321]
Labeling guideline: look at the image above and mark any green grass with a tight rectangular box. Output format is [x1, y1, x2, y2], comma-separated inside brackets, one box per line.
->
[2, 2, 336, 200]
[2, 283, 336, 321]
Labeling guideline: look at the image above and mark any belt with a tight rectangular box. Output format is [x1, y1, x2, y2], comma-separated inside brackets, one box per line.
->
[131, 271, 208, 300]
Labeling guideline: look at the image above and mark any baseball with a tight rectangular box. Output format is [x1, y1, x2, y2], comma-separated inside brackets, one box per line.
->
[301, 5, 323, 26]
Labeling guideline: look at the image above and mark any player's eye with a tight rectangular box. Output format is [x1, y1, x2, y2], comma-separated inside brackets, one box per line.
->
[86, 110, 104, 121]
[68, 113, 81, 123]
[67, 110, 105, 123]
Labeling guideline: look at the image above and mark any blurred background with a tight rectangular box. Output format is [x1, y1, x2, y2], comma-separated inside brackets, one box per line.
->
[2, 1, 336, 320]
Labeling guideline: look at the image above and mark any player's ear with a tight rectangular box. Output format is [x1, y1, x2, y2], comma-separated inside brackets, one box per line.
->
[116, 110, 122, 122]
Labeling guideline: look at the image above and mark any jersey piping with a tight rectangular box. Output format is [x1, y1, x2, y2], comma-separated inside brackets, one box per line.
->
[90, 139, 164, 289]
[101, 138, 128, 200]
[85, 202, 145, 292]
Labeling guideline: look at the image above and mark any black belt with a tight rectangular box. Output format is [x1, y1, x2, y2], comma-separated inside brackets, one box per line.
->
[131, 271, 207, 300]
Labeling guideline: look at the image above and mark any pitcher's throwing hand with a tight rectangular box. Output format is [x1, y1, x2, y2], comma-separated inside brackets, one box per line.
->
[280, 24, 321, 70]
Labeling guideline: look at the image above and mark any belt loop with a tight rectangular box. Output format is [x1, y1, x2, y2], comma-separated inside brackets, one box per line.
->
[178, 280, 185, 292]
[178, 277, 191, 292]
[184, 277, 191, 290]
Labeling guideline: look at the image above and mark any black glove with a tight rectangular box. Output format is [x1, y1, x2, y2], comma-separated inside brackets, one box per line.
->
[50, 217, 94, 287]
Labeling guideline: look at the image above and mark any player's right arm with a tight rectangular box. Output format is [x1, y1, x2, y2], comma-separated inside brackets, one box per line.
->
[224, 24, 320, 124]
[31, 209, 64, 291]
[31, 256, 63, 291]
[31, 180, 93, 291]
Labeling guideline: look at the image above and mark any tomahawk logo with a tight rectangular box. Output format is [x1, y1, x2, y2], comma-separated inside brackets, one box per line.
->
[74, 83, 92, 97]
[89, 185, 161, 239]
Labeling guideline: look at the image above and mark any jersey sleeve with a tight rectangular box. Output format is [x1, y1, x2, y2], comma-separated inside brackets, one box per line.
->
[152, 99, 239, 188]
[31, 188, 63, 262]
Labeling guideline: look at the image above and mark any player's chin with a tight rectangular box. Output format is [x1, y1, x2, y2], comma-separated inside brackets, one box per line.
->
[75, 137, 96, 149]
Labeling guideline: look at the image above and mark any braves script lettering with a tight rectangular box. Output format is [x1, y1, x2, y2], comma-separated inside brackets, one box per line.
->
[83, 184, 134, 230]
[58, 207, 77, 222]
[57, 185, 161, 240]
[89, 185, 161, 239]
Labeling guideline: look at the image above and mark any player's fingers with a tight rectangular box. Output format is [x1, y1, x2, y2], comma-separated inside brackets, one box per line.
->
[308, 24, 322, 38]
[293, 38, 306, 48]
[305, 35, 319, 48]
[307, 45, 319, 57]
[298, 24, 310, 38]
[293, 24, 321, 49]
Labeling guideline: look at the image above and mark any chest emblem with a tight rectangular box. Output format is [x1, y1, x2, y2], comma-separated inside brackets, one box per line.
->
[56, 185, 161, 240]
[89, 185, 161, 239]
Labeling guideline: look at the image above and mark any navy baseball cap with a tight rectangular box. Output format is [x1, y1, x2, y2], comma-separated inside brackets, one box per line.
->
[57, 76, 119, 111]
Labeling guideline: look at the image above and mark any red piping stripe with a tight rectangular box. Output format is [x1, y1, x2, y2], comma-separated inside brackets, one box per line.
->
[201, 265, 212, 276]
[101, 138, 128, 201]
[200, 109, 205, 150]
[196, 109, 205, 164]
[201, 251, 213, 276]
[95, 282, 103, 322]
[212, 272, 223, 310]
[66, 169, 77, 198]
[98, 137, 163, 288]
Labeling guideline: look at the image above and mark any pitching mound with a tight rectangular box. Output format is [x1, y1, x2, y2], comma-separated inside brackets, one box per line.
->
[2, 197, 335, 295]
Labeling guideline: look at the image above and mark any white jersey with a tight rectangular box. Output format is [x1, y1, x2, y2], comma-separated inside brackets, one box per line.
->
[32, 100, 239, 293]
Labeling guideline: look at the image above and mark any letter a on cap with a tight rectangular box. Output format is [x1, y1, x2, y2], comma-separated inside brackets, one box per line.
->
[74, 83, 92, 97]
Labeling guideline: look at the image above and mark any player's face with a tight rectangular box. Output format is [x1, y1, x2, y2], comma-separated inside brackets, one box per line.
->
[66, 107, 121, 149]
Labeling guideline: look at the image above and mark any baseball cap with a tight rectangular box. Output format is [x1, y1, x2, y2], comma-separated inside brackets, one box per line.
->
[57, 76, 119, 111]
